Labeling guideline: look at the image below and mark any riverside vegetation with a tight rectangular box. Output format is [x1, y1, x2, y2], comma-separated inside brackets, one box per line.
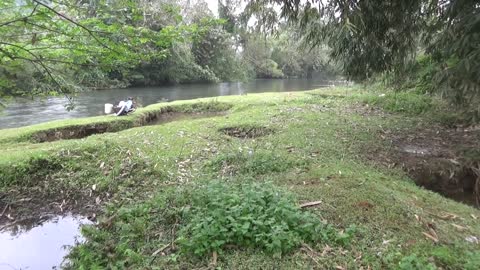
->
[2, 1, 479, 268]
[0, 86, 479, 269]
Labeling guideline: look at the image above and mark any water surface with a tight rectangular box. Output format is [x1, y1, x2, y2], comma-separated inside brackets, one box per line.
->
[0, 78, 341, 129]
[0, 215, 91, 270]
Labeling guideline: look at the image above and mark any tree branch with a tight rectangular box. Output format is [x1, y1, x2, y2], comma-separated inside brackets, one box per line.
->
[32, 0, 119, 53]
[0, 42, 73, 104]
[0, 2, 40, 26]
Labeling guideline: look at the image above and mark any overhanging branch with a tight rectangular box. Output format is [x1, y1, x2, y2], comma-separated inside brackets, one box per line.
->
[32, 0, 119, 53]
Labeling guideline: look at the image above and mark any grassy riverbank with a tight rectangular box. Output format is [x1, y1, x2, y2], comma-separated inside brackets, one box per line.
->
[1, 87, 479, 269]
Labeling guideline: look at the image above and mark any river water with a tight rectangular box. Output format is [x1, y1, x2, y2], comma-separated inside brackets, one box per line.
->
[0, 78, 341, 129]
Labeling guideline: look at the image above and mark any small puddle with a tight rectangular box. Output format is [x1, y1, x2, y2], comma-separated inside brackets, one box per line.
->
[0, 215, 92, 270]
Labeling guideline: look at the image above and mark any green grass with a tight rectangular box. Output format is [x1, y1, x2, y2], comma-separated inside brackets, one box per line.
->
[0, 98, 232, 144]
[1, 87, 479, 269]
[356, 85, 466, 126]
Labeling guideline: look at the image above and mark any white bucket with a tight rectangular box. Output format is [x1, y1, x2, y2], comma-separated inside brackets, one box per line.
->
[104, 103, 114, 114]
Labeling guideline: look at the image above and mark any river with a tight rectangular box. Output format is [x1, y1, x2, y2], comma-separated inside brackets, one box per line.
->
[0, 78, 342, 129]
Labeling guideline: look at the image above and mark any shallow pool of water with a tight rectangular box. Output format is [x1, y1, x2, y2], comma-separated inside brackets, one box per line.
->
[0, 215, 91, 270]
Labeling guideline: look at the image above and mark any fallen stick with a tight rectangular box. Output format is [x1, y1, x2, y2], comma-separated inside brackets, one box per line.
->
[300, 201, 322, 208]
[0, 204, 9, 218]
[422, 232, 439, 243]
[151, 243, 171, 257]
[149, 243, 171, 265]
[212, 251, 218, 267]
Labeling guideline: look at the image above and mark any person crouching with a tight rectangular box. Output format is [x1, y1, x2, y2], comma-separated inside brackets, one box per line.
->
[114, 97, 135, 116]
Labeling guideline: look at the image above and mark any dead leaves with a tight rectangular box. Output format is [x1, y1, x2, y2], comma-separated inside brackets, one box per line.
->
[416, 211, 480, 244]
[0, 204, 9, 218]
[451, 223, 469, 232]
[176, 157, 194, 183]
[465, 235, 479, 244]
[300, 243, 320, 265]
[298, 244, 361, 269]
[415, 214, 440, 243]
[430, 212, 459, 221]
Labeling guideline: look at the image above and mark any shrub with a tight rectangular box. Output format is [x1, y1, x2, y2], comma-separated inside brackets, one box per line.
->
[177, 181, 340, 257]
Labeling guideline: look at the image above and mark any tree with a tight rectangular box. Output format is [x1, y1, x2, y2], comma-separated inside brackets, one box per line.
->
[0, 0, 192, 105]
[242, 34, 283, 78]
[251, 0, 480, 116]
[218, 0, 241, 34]
[271, 25, 337, 78]
[423, 0, 480, 115]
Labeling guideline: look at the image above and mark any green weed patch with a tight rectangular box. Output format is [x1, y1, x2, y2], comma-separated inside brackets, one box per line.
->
[66, 181, 354, 268]
[178, 181, 352, 257]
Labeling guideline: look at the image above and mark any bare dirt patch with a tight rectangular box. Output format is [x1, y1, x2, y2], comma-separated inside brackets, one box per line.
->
[146, 111, 226, 126]
[32, 123, 123, 143]
[220, 125, 274, 139]
[366, 124, 480, 207]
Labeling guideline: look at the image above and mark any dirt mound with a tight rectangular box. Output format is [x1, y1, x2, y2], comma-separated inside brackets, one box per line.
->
[366, 124, 480, 207]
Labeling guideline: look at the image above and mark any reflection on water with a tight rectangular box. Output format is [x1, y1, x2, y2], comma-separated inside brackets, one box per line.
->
[0, 215, 91, 270]
[0, 78, 342, 129]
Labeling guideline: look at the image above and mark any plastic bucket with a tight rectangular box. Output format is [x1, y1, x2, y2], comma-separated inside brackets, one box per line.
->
[104, 103, 114, 114]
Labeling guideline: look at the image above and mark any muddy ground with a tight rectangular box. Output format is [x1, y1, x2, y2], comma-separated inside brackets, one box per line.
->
[0, 186, 99, 232]
[365, 119, 480, 207]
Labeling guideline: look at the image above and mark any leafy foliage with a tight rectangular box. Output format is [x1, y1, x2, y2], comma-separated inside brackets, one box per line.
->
[254, 0, 479, 118]
[423, 0, 480, 119]
[243, 35, 284, 78]
[398, 254, 436, 270]
[178, 181, 349, 257]
[0, 0, 193, 101]
[0, 0, 344, 104]
[362, 92, 434, 116]
[130, 42, 220, 85]
[271, 25, 338, 78]
[192, 22, 250, 82]
[265, 0, 424, 81]
[66, 179, 354, 267]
